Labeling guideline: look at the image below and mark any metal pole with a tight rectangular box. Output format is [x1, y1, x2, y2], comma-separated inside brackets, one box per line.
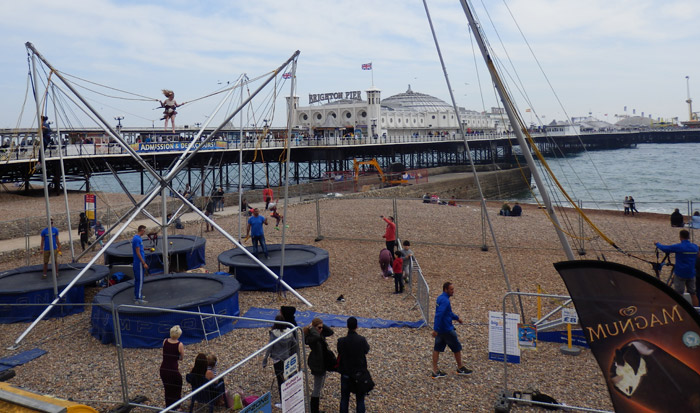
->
[456, 2, 575, 260]
[238, 75, 246, 242]
[31, 50, 58, 297]
[315, 197, 323, 241]
[52, 86, 75, 261]
[162, 186, 169, 274]
[278, 59, 298, 296]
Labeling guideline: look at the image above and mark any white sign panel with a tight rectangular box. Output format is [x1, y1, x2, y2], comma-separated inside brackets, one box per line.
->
[283, 353, 298, 380]
[488, 311, 521, 363]
[281, 371, 305, 413]
[561, 308, 578, 324]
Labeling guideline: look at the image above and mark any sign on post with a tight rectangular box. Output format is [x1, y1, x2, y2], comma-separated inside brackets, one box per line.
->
[488, 311, 521, 363]
[84, 193, 97, 224]
[561, 308, 579, 324]
[281, 371, 305, 413]
[283, 353, 298, 380]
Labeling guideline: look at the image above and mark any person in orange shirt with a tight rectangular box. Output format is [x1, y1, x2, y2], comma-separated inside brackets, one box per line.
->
[263, 187, 274, 210]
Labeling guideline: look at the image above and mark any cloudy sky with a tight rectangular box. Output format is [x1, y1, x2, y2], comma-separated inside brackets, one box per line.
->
[1, 0, 699, 129]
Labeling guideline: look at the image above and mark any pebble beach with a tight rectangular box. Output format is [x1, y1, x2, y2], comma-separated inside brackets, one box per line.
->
[0, 188, 687, 412]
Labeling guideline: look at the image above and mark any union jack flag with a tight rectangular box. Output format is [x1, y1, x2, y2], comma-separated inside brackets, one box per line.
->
[362, 63, 372, 70]
[282, 72, 292, 79]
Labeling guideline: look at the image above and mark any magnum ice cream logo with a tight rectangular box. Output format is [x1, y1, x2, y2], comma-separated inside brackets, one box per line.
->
[587, 305, 683, 343]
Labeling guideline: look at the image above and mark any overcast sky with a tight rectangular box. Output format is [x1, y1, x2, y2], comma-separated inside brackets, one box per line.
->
[1, 0, 699, 129]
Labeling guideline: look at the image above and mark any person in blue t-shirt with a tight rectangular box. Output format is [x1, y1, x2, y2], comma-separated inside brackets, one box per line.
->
[132, 225, 149, 304]
[40, 219, 61, 278]
[245, 208, 269, 259]
[431, 282, 472, 378]
[655, 229, 699, 306]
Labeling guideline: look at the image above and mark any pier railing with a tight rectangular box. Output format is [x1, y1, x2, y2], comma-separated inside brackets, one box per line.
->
[0, 132, 509, 162]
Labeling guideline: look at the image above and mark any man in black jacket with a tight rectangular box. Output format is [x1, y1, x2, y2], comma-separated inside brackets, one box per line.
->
[337, 317, 370, 413]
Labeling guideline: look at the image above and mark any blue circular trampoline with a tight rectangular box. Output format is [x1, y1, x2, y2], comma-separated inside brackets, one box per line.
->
[90, 273, 240, 348]
[0, 263, 110, 323]
[217, 244, 329, 291]
[103, 234, 206, 273]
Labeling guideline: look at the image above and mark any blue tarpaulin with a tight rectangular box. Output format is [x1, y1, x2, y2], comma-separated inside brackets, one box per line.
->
[234, 307, 426, 329]
[0, 348, 46, 372]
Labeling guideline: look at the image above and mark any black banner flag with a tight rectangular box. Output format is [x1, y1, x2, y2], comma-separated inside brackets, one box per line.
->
[554, 260, 700, 413]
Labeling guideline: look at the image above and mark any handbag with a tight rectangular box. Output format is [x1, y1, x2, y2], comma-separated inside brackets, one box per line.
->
[324, 347, 338, 372]
[351, 369, 375, 394]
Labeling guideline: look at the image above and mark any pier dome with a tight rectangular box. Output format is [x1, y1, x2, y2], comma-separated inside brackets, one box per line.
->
[382, 85, 452, 112]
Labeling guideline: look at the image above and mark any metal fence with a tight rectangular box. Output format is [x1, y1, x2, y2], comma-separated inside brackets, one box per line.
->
[0, 301, 308, 412]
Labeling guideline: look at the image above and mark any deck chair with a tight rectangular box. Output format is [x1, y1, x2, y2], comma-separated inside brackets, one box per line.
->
[185, 373, 225, 413]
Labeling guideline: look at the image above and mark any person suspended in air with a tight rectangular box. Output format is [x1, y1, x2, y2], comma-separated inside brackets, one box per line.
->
[160, 89, 180, 133]
[268, 202, 287, 230]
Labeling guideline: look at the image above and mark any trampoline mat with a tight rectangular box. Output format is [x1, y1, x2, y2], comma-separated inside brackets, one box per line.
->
[93, 273, 241, 314]
[0, 263, 110, 294]
[104, 235, 205, 257]
[219, 244, 327, 268]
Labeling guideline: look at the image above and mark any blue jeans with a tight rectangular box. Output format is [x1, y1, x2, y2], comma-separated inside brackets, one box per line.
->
[340, 374, 365, 413]
[251, 235, 268, 257]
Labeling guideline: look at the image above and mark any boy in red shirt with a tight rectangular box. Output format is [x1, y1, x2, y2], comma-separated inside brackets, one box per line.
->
[392, 251, 404, 294]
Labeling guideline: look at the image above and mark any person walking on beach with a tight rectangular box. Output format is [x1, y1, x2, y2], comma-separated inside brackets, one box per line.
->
[380, 215, 396, 261]
[78, 212, 89, 251]
[160, 325, 184, 409]
[304, 318, 334, 413]
[246, 208, 269, 259]
[337, 316, 370, 413]
[132, 225, 148, 304]
[623, 196, 630, 215]
[204, 198, 215, 232]
[215, 186, 224, 211]
[432, 282, 472, 378]
[655, 229, 699, 307]
[40, 219, 61, 279]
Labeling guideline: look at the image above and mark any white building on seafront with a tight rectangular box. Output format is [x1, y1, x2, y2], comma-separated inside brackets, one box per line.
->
[287, 85, 511, 139]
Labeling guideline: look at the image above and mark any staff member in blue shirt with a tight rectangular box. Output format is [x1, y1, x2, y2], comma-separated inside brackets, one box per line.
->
[246, 208, 269, 259]
[656, 229, 699, 306]
[132, 225, 149, 304]
[431, 282, 472, 378]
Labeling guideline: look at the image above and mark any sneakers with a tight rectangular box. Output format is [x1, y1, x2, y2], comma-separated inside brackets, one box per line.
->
[456, 366, 473, 375]
[134, 298, 148, 305]
[431, 370, 447, 379]
[274, 403, 282, 409]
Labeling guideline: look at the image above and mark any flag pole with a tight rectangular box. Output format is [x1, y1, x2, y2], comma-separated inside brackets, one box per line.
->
[371, 61, 374, 86]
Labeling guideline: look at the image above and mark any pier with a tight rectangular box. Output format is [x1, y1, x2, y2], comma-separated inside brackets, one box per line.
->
[2, 127, 699, 193]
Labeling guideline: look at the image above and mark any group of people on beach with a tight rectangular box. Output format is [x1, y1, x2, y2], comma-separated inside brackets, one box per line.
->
[157, 305, 373, 413]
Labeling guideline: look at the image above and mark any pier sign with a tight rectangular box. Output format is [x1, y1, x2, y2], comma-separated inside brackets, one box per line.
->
[309, 90, 362, 104]
[130, 141, 226, 152]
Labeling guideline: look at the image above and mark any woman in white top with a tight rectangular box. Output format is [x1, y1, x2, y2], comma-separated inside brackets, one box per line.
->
[160, 89, 179, 133]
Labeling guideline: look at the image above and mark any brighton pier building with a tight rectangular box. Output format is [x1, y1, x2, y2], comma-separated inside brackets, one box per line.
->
[287, 85, 512, 139]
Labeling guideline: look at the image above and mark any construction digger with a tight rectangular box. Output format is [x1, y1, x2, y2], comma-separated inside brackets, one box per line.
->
[353, 158, 407, 188]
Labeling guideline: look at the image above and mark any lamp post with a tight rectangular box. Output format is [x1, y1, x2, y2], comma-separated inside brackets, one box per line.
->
[114, 116, 124, 143]
[371, 118, 377, 139]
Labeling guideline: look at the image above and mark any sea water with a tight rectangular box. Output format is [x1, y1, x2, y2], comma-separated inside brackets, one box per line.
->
[69, 143, 700, 213]
[518, 143, 700, 213]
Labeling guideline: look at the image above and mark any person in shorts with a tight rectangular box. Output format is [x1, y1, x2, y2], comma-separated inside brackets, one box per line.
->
[40, 219, 61, 278]
[431, 282, 472, 378]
